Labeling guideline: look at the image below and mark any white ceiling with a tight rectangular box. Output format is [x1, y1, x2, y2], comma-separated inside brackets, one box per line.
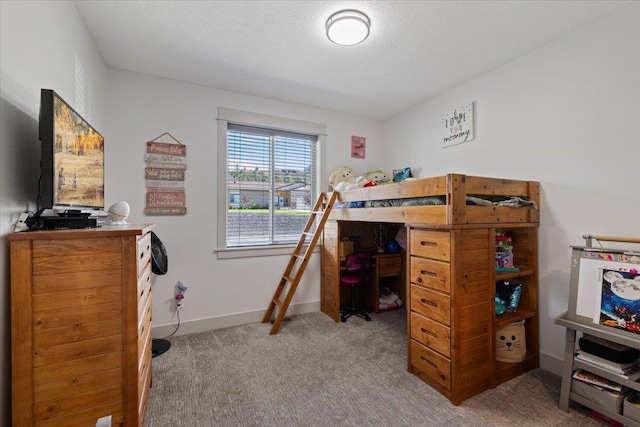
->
[74, 0, 632, 120]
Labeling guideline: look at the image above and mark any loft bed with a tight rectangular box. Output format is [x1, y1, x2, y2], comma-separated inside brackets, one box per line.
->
[327, 173, 540, 225]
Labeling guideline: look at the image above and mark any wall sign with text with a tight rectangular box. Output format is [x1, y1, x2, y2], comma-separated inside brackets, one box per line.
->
[144, 138, 187, 215]
[441, 102, 475, 148]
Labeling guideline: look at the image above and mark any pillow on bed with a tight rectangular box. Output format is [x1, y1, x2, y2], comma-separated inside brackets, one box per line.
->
[393, 167, 412, 183]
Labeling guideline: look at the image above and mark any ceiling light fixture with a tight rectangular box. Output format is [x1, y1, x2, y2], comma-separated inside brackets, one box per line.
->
[326, 9, 370, 46]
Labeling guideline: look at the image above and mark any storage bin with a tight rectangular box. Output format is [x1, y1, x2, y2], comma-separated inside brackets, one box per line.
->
[572, 379, 627, 413]
[496, 320, 526, 363]
[624, 393, 640, 423]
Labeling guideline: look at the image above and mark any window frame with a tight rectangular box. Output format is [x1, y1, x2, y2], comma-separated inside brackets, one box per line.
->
[216, 107, 326, 259]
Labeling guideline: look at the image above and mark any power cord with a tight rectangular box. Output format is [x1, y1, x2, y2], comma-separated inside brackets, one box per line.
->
[161, 308, 181, 339]
[160, 281, 188, 339]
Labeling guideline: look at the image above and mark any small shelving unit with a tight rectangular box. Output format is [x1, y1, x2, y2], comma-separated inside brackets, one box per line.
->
[555, 235, 640, 426]
[555, 314, 640, 427]
[493, 226, 539, 386]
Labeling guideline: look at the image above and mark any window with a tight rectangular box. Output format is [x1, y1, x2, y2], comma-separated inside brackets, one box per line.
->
[217, 108, 326, 258]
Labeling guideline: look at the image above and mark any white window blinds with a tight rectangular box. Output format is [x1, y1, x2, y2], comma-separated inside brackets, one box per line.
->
[226, 124, 318, 247]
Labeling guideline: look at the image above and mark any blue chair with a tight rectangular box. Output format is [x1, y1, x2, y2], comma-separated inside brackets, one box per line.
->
[340, 253, 372, 322]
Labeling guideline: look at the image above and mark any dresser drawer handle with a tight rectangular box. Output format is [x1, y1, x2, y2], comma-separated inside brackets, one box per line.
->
[420, 241, 437, 247]
[420, 356, 438, 369]
[420, 270, 437, 277]
[420, 298, 437, 307]
[421, 328, 438, 338]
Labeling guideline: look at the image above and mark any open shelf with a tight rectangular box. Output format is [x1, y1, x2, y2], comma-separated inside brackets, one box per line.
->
[496, 268, 534, 281]
[495, 308, 537, 328]
[495, 351, 538, 385]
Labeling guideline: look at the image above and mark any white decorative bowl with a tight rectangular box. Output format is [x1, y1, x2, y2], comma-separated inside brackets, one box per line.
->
[108, 201, 130, 225]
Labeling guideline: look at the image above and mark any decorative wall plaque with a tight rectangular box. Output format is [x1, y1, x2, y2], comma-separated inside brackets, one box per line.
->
[144, 133, 187, 215]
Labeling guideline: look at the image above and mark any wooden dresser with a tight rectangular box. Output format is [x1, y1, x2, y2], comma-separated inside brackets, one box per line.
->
[9, 225, 154, 427]
[407, 225, 538, 405]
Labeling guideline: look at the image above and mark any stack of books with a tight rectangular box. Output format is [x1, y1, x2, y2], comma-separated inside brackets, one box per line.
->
[576, 350, 640, 380]
[573, 369, 627, 392]
[571, 335, 640, 414]
[577, 334, 640, 380]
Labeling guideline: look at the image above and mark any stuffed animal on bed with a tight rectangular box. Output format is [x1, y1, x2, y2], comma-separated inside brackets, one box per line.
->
[366, 170, 392, 185]
[328, 166, 370, 191]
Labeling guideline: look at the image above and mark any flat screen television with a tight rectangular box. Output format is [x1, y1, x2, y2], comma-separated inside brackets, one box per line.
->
[39, 89, 104, 212]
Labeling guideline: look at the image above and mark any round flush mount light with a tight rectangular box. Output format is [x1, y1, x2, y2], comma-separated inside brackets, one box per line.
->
[326, 9, 371, 46]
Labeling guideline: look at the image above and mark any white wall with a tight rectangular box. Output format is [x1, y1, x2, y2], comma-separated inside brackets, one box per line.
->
[104, 69, 383, 335]
[384, 4, 640, 374]
[0, 1, 107, 424]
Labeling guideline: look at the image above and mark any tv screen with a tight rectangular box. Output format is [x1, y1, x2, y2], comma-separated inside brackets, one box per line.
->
[39, 89, 104, 211]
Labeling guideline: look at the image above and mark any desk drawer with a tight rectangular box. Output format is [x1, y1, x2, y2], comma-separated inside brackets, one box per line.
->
[411, 340, 450, 390]
[410, 312, 451, 358]
[410, 230, 450, 261]
[378, 256, 402, 277]
[410, 285, 450, 326]
[411, 257, 450, 293]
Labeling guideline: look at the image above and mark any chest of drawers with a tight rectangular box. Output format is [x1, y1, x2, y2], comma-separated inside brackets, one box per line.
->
[9, 225, 154, 427]
[407, 227, 494, 405]
[407, 225, 539, 405]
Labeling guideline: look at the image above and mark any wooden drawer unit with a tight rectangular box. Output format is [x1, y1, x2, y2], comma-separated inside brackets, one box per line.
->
[407, 226, 518, 406]
[9, 225, 154, 427]
[378, 255, 402, 276]
[409, 229, 450, 261]
[410, 312, 451, 357]
[410, 285, 450, 326]
[410, 340, 451, 390]
[410, 257, 450, 293]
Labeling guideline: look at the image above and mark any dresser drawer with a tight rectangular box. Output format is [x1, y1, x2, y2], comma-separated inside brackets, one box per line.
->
[410, 312, 451, 358]
[138, 288, 152, 332]
[378, 255, 402, 277]
[138, 262, 152, 321]
[409, 229, 450, 261]
[410, 285, 450, 326]
[410, 257, 450, 293]
[137, 232, 151, 277]
[410, 340, 450, 390]
[138, 298, 152, 356]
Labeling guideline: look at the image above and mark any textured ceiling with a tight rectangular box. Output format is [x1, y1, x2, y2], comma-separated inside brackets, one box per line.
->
[74, 1, 632, 120]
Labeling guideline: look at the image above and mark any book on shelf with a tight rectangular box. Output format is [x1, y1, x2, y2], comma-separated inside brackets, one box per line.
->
[496, 266, 520, 272]
[576, 350, 640, 378]
[572, 369, 627, 393]
[580, 334, 640, 365]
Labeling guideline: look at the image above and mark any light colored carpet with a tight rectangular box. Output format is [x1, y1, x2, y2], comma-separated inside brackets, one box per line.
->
[145, 310, 600, 426]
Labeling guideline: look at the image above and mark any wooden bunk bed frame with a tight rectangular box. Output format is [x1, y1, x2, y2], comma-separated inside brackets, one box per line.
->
[321, 173, 540, 405]
[327, 173, 539, 225]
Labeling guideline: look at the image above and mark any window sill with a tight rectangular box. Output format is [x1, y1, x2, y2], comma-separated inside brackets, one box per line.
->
[215, 244, 320, 260]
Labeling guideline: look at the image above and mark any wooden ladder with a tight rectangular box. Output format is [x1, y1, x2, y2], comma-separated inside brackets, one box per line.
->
[262, 191, 337, 335]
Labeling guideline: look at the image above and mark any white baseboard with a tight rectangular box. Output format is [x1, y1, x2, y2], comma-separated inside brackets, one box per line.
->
[152, 300, 321, 338]
[539, 351, 564, 376]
